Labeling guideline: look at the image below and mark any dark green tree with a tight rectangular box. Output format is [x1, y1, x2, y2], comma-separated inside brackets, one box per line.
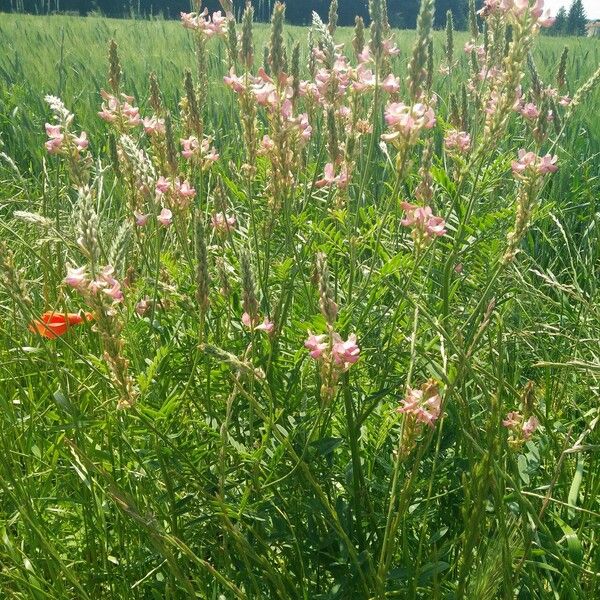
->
[566, 0, 587, 36]
[551, 6, 567, 36]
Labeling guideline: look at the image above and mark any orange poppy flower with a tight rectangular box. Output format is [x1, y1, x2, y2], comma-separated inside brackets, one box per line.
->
[29, 311, 94, 339]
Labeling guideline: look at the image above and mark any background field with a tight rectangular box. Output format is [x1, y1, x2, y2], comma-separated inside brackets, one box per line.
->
[0, 11, 599, 600]
[2, 13, 600, 163]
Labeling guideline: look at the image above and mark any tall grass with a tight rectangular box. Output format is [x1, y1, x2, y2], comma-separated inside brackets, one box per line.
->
[0, 5, 599, 599]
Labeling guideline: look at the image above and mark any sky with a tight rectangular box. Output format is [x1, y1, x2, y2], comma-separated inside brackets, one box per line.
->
[544, 0, 600, 20]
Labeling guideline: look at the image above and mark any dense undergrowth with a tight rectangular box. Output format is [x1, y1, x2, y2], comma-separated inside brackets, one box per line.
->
[0, 1, 599, 598]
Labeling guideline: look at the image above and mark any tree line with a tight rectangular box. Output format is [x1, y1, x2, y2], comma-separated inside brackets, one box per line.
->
[1, 0, 469, 29]
[0, 0, 592, 36]
[548, 0, 589, 37]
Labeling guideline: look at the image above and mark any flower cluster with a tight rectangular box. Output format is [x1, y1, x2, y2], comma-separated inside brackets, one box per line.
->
[180, 9, 227, 37]
[242, 312, 274, 334]
[45, 123, 88, 156]
[502, 411, 539, 446]
[305, 331, 360, 369]
[396, 380, 443, 458]
[211, 212, 237, 234]
[444, 129, 471, 154]
[98, 91, 142, 128]
[180, 135, 219, 169]
[316, 162, 349, 189]
[44, 96, 91, 184]
[511, 149, 558, 179]
[142, 116, 165, 136]
[477, 0, 555, 28]
[65, 264, 124, 306]
[382, 102, 436, 146]
[398, 380, 442, 427]
[400, 202, 446, 244]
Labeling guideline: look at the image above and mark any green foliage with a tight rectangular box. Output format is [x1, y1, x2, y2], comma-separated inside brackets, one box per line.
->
[0, 10, 599, 600]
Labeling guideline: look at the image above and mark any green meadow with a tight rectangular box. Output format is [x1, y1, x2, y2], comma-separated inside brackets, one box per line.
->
[0, 8, 599, 599]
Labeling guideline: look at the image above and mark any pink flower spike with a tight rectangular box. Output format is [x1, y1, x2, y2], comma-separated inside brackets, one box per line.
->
[64, 265, 87, 288]
[502, 411, 522, 428]
[520, 102, 540, 120]
[398, 380, 442, 427]
[305, 332, 328, 360]
[382, 73, 400, 94]
[157, 207, 173, 227]
[134, 211, 149, 227]
[74, 132, 89, 151]
[316, 163, 336, 188]
[331, 333, 360, 368]
[522, 415, 539, 439]
[45, 123, 62, 138]
[156, 176, 171, 195]
[181, 136, 199, 159]
[538, 154, 558, 174]
[255, 317, 275, 334]
[241, 312, 252, 327]
[175, 179, 196, 199]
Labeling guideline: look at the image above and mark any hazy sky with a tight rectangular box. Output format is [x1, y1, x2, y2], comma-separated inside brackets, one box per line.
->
[544, 0, 600, 19]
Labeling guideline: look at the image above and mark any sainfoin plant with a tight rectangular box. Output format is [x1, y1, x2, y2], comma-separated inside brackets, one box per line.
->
[0, 0, 599, 597]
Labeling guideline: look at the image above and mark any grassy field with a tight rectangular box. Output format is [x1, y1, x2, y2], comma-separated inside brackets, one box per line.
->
[0, 5, 599, 599]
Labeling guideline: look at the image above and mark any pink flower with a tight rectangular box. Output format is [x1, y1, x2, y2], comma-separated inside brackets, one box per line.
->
[305, 332, 328, 360]
[122, 102, 141, 127]
[381, 73, 400, 94]
[357, 46, 371, 64]
[331, 333, 360, 367]
[134, 211, 149, 226]
[224, 69, 246, 93]
[316, 163, 349, 189]
[157, 207, 172, 227]
[537, 10, 555, 28]
[382, 102, 435, 144]
[143, 116, 165, 136]
[45, 136, 64, 154]
[502, 411, 522, 428]
[45, 123, 62, 138]
[520, 102, 540, 120]
[64, 265, 87, 288]
[444, 130, 471, 154]
[260, 135, 275, 153]
[180, 11, 198, 29]
[522, 415, 539, 439]
[45, 123, 64, 154]
[512, 149, 558, 177]
[241, 312, 253, 328]
[538, 153, 558, 174]
[103, 281, 124, 303]
[255, 317, 275, 334]
[383, 39, 400, 57]
[156, 176, 171, 195]
[559, 95, 571, 107]
[175, 179, 196, 199]
[211, 213, 236, 233]
[511, 149, 538, 175]
[73, 132, 88, 151]
[398, 381, 442, 427]
[352, 65, 375, 92]
[401, 203, 446, 239]
[181, 136, 199, 159]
